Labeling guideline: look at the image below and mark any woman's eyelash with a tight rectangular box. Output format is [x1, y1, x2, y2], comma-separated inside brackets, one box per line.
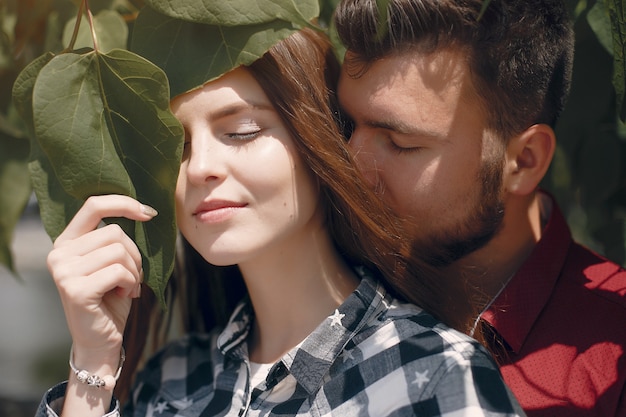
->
[227, 130, 261, 140]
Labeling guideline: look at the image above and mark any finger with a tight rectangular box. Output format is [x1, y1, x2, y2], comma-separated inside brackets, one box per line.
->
[131, 281, 142, 299]
[56, 195, 158, 243]
[67, 241, 142, 286]
[50, 224, 144, 273]
[59, 261, 141, 304]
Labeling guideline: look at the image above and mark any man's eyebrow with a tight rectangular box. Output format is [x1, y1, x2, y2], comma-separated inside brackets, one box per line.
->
[339, 103, 440, 138]
[364, 115, 430, 136]
[338, 103, 404, 131]
[366, 118, 413, 133]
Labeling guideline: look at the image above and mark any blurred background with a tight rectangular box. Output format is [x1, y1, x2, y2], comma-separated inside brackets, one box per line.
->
[0, 198, 68, 416]
[1, 0, 625, 416]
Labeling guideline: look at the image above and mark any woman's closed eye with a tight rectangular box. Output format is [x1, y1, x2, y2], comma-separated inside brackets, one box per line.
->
[226, 129, 261, 141]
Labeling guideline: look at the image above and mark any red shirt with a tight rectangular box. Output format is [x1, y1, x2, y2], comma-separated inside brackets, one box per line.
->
[482, 192, 626, 417]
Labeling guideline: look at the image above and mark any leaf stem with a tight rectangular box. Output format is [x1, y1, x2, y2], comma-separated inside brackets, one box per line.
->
[65, 0, 85, 52]
[85, 0, 100, 52]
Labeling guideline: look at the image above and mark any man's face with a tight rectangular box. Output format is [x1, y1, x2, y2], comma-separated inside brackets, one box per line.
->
[338, 49, 505, 265]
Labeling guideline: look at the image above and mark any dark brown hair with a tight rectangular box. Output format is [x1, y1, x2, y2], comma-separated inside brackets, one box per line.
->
[334, 0, 575, 141]
[116, 27, 448, 403]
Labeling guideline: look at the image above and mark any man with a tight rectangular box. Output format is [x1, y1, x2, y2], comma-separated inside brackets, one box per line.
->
[335, 0, 626, 416]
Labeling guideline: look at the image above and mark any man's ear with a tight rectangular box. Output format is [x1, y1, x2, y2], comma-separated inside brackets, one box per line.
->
[504, 124, 555, 195]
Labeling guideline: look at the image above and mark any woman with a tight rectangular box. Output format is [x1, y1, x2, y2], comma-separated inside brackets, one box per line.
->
[38, 28, 524, 416]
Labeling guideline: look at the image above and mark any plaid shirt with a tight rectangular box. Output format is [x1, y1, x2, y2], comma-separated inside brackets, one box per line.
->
[41, 269, 525, 416]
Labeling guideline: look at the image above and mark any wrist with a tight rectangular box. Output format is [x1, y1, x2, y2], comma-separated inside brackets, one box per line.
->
[71, 341, 123, 368]
[69, 345, 125, 390]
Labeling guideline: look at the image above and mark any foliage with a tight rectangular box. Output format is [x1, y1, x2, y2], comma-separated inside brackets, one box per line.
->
[545, 0, 626, 265]
[0, 0, 319, 306]
[12, 47, 184, 305]
[0, 0, 625, 309]
[130, 6, 310, 98]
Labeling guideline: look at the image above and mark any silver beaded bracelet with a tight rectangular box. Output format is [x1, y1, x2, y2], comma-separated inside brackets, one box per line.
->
[69, 345, 126, 390]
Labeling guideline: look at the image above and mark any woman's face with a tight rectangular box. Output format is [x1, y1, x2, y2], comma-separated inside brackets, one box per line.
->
[171, 67, 321, 267]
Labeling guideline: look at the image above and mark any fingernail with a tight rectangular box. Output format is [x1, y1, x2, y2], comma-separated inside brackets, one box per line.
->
[140, 204, 158, 217]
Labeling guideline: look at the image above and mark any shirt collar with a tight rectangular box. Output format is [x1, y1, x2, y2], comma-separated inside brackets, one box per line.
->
[283, 269, 390, 394]
[216, 268, 390, 394]
[216, 298, 254, 358]
[482, 191, 572, 353]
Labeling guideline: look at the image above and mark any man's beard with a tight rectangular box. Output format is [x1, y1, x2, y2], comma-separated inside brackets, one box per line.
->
[410, 157, 505, 267]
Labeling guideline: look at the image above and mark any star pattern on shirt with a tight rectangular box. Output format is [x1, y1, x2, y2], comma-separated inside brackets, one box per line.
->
[412, 370, 430, 389]
[342, 349, 355, 363]
[329, 309, 345, 327]
[154, 401, 168, 413]
[72, 274, 525, 417]
[171, 397, 194, 409]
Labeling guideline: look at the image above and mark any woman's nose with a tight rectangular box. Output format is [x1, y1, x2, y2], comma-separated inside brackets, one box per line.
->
[183, 134, 226, 185]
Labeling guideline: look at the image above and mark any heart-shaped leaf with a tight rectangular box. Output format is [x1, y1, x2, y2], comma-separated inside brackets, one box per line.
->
[8, 53, 54, 269]
[145, 0, 319, 28]
[131, 6, 301, 97]
[12, 53, 55, 144]
[12, 52, 85, 243]
[13, 48, 183, 306]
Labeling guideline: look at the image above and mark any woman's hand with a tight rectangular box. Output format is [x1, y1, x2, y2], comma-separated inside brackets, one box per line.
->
[48, 195, 157, 368]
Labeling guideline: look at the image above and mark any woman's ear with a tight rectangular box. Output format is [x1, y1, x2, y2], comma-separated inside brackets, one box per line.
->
[504, 124, 555, 195]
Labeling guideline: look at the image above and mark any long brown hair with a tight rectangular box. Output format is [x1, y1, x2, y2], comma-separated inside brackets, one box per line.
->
[116, 27, 449, 404]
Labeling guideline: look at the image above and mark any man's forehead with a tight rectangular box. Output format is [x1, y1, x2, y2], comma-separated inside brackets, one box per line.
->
[341, 51, 468, 97]
[337, 49, 485, 139]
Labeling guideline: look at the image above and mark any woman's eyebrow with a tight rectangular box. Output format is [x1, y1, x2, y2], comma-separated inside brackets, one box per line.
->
[209, 100, 275, 121]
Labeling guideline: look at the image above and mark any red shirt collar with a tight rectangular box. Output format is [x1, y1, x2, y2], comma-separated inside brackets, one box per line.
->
[481, 191, 572, 353]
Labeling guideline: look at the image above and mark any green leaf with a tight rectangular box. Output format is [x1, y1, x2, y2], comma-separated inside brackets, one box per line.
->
[12, 53, 55, 139]
[319, 0, 340, 28]
[587, 1, 613, 54]
[11, 52, 83, 245]
[571, 0, 588, 20]
[131, 6, 300, 97]
[15, 48, 183, 306]
[33, 52, 134, 201]
[374, 0, 389, 41]
[0, 131, 31, 275]
[145, 0, 319, 28]
[606, 0, 626, 121]
[478, 0, 492, 20]
[62, 9, 129, 53]
[10, 52, 74, 277]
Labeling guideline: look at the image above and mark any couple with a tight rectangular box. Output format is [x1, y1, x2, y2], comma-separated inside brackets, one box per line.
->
[38, 0, 626, 416]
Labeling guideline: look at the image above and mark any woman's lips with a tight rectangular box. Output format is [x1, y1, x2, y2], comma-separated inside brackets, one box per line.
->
[193, 200, 247, 223]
